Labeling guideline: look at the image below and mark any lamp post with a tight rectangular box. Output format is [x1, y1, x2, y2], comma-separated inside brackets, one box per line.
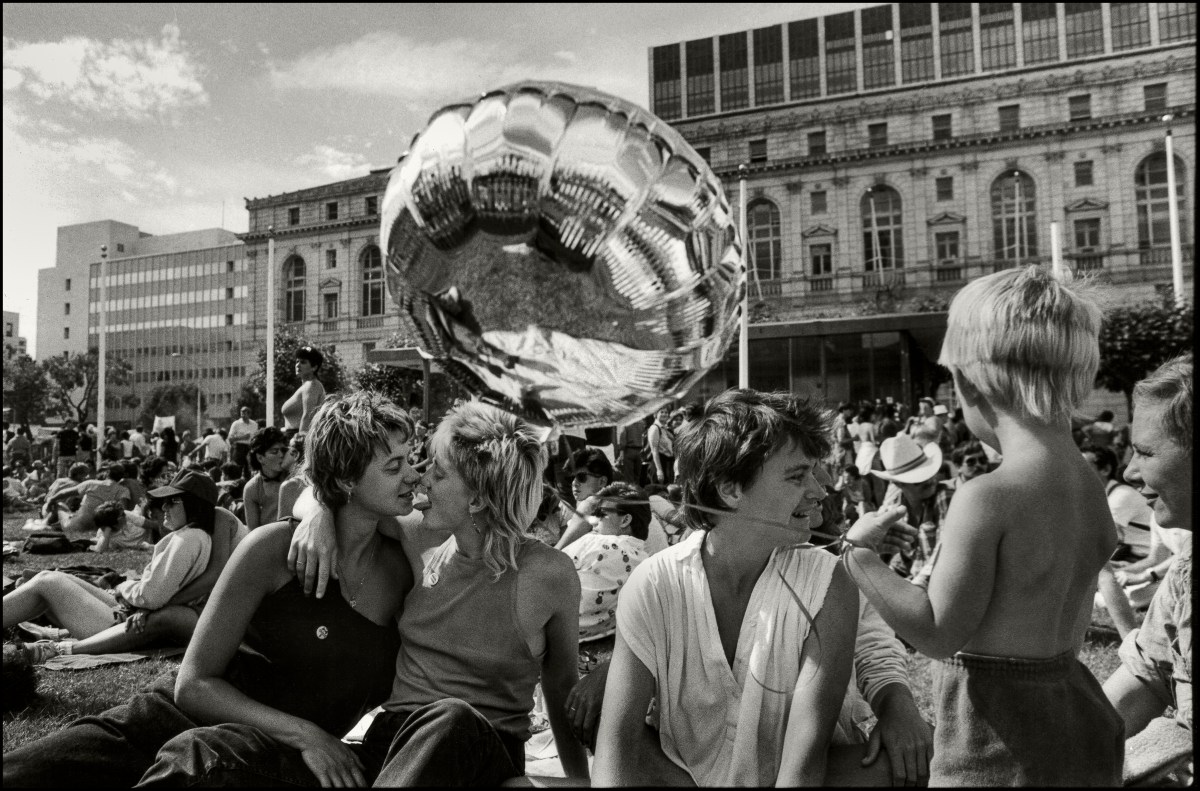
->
[738, 164, 749, 389]
[97, 245, 107, 469]
[266, 226, 276, 426]
[1163, 115, 1185, 305]
[171, 352, 203, 434]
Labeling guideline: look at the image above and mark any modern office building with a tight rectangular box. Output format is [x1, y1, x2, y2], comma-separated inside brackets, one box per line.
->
[3, 311, 27, 359]
[649, 2, 1195, 410]
[240, 167, 400, 372]
[38, 221, 250, 430]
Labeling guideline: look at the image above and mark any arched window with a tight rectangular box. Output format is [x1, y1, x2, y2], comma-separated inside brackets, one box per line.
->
[361, 245, 385, 316]
[747, 200, 782, 280]
[1135, 153, 1189, 249]
[861, 186, 903, 270]
[991, 171, 1038, 260]
[283, 256, 306, 323]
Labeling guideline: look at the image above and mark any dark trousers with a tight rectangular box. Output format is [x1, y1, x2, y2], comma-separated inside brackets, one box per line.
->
[361, 699, 524, 787]
[3, 675, 321, 787]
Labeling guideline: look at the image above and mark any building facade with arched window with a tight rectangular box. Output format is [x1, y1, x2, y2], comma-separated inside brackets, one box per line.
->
[652, 2, 1194, 411]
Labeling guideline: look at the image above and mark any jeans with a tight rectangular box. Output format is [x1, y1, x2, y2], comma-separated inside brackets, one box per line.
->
[361, 699, 524, 787]
[3, 673, 320, 788]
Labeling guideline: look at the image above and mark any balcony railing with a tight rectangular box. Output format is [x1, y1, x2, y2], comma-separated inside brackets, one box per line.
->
[356, 316, 385, 329]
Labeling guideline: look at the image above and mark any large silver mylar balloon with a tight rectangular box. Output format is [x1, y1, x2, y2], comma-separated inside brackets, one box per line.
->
[381, 80, 744, 428]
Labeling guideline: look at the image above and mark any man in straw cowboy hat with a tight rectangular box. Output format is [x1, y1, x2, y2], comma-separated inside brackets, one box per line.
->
[871, 434, 944, 579]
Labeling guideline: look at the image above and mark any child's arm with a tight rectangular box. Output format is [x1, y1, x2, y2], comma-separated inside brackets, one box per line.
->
[843, 484, 1001, 659]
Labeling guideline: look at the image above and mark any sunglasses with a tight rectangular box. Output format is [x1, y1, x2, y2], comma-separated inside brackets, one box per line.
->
[962, 455, 988, 467]
[593, 507, 622, 519]
[573, 471, 600, 484]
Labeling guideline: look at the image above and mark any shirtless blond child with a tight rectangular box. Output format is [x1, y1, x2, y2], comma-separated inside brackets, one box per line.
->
[841, 266, 1123, 786]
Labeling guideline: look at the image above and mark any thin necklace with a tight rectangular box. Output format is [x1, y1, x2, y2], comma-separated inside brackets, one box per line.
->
[339, 538, 379, 609]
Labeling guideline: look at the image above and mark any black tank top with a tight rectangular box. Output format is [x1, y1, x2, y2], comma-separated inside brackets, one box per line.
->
[225, 578, 400, 736]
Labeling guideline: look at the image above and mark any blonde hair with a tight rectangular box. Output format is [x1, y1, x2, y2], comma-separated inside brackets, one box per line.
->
[303, 391, 414, 510]
[1133, 353, 1193, 451]
[939, 266, 1102, 423]
[429, 399, 546, 581]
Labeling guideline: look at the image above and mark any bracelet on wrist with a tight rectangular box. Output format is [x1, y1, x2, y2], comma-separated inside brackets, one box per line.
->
[836, 534, 876, 554]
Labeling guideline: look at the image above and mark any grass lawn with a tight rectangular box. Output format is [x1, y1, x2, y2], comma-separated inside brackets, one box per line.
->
[2, 510, 1127, 757]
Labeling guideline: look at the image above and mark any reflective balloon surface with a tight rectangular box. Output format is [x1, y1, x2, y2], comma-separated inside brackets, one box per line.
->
[382, 80, 744, 428]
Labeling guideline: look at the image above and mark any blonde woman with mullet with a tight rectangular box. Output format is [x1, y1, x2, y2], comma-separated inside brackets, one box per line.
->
[289, 399, 589, 785]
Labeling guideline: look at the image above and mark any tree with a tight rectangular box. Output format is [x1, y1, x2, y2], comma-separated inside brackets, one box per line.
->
[1096, 298, 1193, 416]
[138, 384, 206, 436]
[42, 348, 133, 425]
[1, 354, 51, 425]
[243, 328, 348, 426]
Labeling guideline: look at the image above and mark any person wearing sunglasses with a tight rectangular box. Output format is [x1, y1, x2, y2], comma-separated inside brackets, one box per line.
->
[554, 448, 614, 551]
[243, 427, 290, 530]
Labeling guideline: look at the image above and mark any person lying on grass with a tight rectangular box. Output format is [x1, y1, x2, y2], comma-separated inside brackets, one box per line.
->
[2, 469, 242, 666]
[2, 390, 416, 787]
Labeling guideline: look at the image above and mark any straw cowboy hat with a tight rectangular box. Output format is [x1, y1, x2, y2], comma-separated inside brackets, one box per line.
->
[870, 435, 943, 484]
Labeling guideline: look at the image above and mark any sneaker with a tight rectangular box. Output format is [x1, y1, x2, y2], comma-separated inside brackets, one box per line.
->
[16, 622, 70, 642]
[22, 640, 61, 665]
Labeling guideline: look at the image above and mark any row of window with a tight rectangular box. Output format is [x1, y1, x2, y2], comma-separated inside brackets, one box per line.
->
[133, 365, 248, 384]
[88, 314, 249, 335]
[733, 84, 1169, 165]
[93, 259, 242, 289]
[745, 153, 1188, 279]
[652, 3, 1195, 119]
[89, 286, 248, 314]
[128, 341, 244, 357]
[285, 195, 379, 227]
[282, 246, 385, 323]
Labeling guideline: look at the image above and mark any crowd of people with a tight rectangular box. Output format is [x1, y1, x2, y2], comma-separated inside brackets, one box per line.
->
[1, 266, 1191, 787]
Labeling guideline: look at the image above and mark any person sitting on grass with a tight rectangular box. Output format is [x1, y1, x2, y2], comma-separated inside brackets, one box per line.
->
[242, 426, 290, 530]
[215, 461, 246, 511]
[840, 265, 1124, 785]
[2, 469, 242, 667]
[275, 432, 307, 523]
[1103, 353, 1193, 787]
[36, 462, 90, 528]
[2, 391, 415, 787]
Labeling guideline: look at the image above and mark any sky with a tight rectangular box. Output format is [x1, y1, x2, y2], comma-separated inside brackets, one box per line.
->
[3, 2, 877, 357]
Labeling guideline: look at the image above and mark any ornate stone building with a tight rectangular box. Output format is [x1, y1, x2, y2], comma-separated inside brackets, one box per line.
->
[649, 2, 1195, 408]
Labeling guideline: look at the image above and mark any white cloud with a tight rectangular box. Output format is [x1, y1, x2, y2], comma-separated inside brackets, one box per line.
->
[267, 31, 642, 111]
[296, 144, 371, 181]
[2, 23, 207, 121]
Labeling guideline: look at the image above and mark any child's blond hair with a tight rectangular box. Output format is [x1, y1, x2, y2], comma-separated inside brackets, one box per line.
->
[939, 266, 1102, 423]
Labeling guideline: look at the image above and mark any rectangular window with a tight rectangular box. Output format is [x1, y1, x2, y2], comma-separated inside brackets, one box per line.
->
[326, 202, 338, 220]
[936, 176, 955, 201]
[1074, 160, 1094, 187]
[808, 130, 827, 157]
[366, 196, 378, 215]
[4, 323, 10, 337]
[1069, 94, 1092, 121]
[225, 314, 234, 326]
[748, 138, 768, 163]
[693, 146, 711, 162]
[861, 5, 896, 90]
[685, 38, 715, 115]
[1158, 2, 1197, 42]
[900, 3, 935, 83]
[1022, 3, 1061, 64]
[288, 207, 300, 225]
[811, 190, 828, 215]
[323, 292, 339, 320]
[652, 44, 682, 119]
[1111, 3, 1151, 49]
[788, 19, 821, 99]
[1074, 218, 1102, 250]
[824, 11, 858, 94]
[227, 260, 235, 273]
[868, 122, 888, 148]
[65, 278, 71, 291]
[226, 286, 235, 299]
[810, 243, 833, 275]
[999, 104, 1021, 132]
[980, 3, 1017, 70]
[936, 231, 961, 261]
[116, 243, 125, 253]
[64, 327, 69, 339]
[932, 113, 953, 140]
[1144, 83, 1168, 113]
[939, 2, 975, 77]
[325, 249, 337, 269]
[64, 302, 70, 315]
[753, 26, 784, 105]
[719, 33, 749, 111]
[1065, 3, 1105, 58]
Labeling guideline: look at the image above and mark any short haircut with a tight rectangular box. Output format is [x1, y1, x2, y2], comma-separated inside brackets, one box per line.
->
[566, 447, 614, 483]
[221, 462, 242, 480]
[951, 440, 988, 467]
[429, 399, 546, 581]
[1133, 353, 1193, 452]
[288, 432, 306, 465]
[140, 457, 169, 487]
[939, 266, 1102, 423]
[104, 462, 126, 483]
[677, 389, 833, 532]
[295, 345, 325, 369]
[93, 501, 124, 530]
[303, 390, 414, 511]
[1080, 443, 1119, 480]
[595, 482, 650, 541]
[1097, 410, 1115, 423]
[249, 427, 288, 472]
[68, 462, 90, 480]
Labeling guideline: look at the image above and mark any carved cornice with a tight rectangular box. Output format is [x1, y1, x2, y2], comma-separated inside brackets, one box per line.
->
[802, 224, 839, 238]
[1043, 151, 1066, 162]
[927, 212, 967, 226]
[319, 277, 342, 290]
[1065, 198, 1110, 213]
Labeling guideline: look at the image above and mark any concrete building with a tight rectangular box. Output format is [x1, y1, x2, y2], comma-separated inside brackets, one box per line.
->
[37, 221, 250, 430]
[649, 2, 1195, 411]
[3, 311, 27, 359]
[240, 167, 399, 372]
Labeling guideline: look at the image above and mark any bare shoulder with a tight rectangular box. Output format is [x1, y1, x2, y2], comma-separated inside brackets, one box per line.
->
[943, 474, 1011, 538]
[223, 522, 294, 588]
[522, 540, 580, 593]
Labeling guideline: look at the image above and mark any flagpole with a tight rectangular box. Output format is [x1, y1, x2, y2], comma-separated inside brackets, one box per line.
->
[738, 164, 749, 389]
[97, 245, 107, 468]
[1050, 221, 1063, 277]
[1163, 119, 1185, 304]
[266, 226, 276, 426]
